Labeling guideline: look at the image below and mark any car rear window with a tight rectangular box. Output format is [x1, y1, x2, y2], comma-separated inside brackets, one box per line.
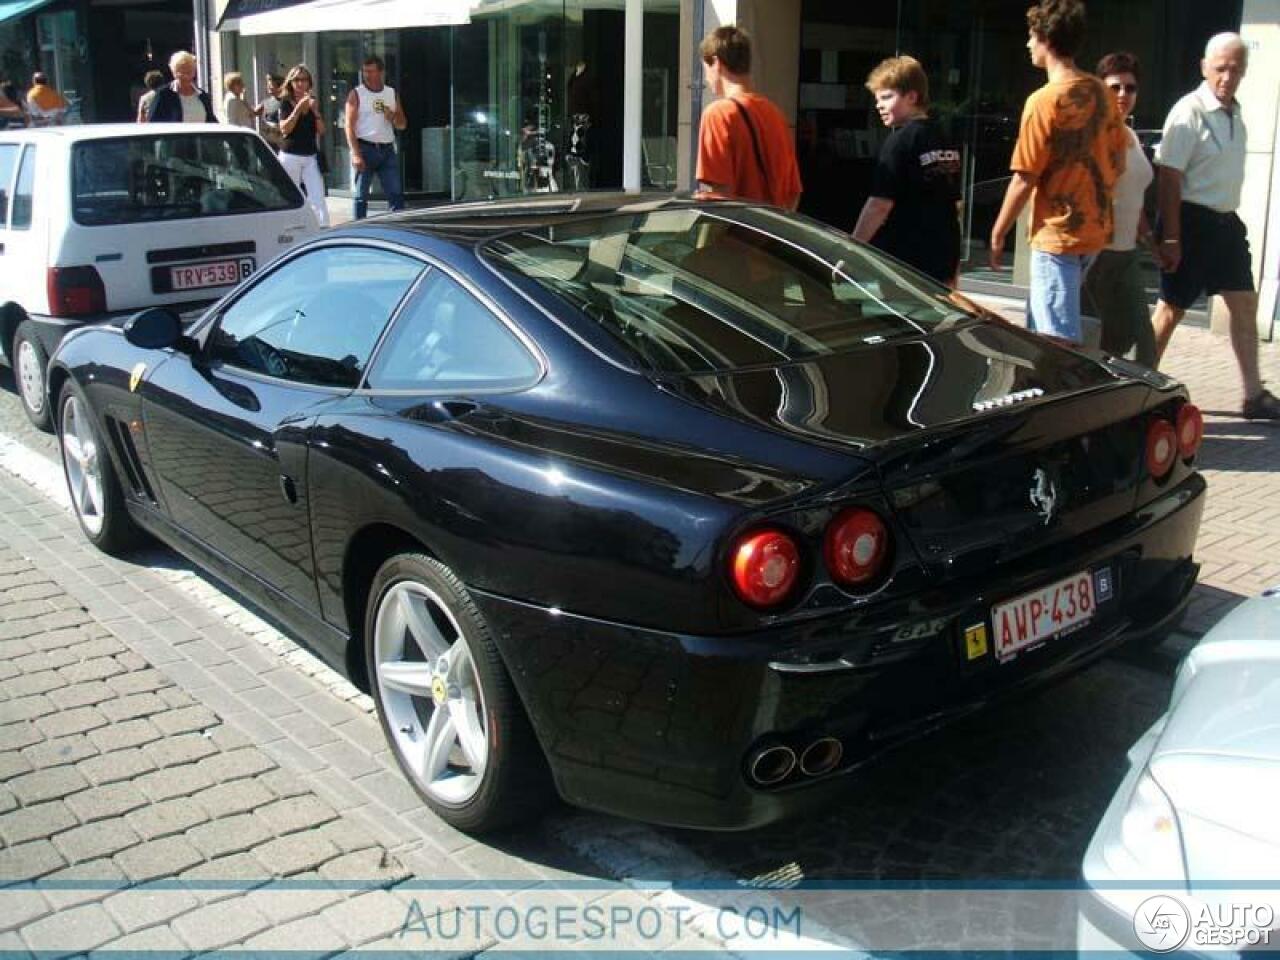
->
[71, 132, 304, 226]
[482, 206, 974, 374]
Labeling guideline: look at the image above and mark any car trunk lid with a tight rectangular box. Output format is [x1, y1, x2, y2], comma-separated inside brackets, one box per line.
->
[669, 321, 1158, 573]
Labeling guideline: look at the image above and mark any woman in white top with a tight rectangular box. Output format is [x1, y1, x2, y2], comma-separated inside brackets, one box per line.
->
[1082, 51, 1155, 366]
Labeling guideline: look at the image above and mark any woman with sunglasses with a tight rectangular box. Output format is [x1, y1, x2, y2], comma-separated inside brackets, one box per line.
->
[1082, 52, 1154, 366]
[277, 64, 330, 227]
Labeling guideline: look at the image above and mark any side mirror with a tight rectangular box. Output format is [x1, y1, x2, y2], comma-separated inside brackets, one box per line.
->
[123, 307, 183, 351]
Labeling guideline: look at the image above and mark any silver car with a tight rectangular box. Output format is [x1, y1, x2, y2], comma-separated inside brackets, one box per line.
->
[1078, 588, 1280, 955]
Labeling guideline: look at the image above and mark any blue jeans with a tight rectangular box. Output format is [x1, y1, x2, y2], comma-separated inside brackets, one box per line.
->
[353, 140, 404, 220]
[1028, 250, 1093, 344]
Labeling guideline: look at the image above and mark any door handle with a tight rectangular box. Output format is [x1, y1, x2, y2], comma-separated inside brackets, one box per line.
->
[278, 474, 298, 504]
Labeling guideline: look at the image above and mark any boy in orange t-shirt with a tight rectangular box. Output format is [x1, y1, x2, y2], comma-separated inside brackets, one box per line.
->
[696, 26, 802, 211]
[990, 0, 1126, 344]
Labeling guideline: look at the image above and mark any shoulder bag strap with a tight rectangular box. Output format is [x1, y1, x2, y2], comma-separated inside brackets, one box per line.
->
[730, 98, 768, 187]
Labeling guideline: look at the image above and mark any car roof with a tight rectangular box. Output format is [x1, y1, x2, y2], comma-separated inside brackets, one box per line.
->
[0, 123, 261, 143]
[333, 193, 749, 244]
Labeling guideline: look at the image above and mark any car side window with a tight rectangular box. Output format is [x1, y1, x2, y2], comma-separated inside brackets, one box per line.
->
[11, 146, 35, 229]
[207, 246, 423, 389]
[0, 144, 17, 225]
[365, 269, 539, 391]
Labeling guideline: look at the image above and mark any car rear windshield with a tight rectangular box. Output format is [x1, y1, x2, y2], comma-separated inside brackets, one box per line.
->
[71, 132, 303, 226]
[482, 206, 976, 374]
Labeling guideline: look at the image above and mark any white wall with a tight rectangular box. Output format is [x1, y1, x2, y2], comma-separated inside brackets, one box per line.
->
[1240, 1, 1280, 340]
[1213, 2, 1279, 340]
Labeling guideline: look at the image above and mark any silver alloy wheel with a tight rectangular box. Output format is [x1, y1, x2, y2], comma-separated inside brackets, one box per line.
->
[17, 339, 45, 415]
[373, 581, 489, 805]
[60, 393, 105, 536]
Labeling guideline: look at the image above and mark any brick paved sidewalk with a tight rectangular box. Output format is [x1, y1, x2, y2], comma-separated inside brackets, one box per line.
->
[0, 469, 726, 956]
[1157, 325, 1280, 632]
[0, 543, 427, 955]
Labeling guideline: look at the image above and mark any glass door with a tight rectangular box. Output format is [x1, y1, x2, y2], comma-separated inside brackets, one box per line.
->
[317, 32, 362, 193]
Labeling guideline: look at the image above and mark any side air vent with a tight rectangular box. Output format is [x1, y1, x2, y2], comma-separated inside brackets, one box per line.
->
[105, 416, 156, 503]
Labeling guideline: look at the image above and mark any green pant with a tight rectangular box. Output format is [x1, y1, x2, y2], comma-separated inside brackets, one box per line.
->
[1081, 248, 1155, 367]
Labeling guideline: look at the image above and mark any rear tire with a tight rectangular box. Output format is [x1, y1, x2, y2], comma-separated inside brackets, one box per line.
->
[365, 552, 553, 833]
[58, 380, 144, 555]
[14, 321, 52, 432]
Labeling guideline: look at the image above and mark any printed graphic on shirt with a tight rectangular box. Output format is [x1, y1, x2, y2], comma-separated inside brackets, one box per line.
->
[1041, 82, 1119, 235]
[919, 148, 962, 175]
[1012, 77, 1127, 255]
[868, 118, 962, 285]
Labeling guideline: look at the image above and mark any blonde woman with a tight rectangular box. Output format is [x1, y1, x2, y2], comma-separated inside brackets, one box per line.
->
[277, 64, 329, 227]
[222, 72, 255, 128]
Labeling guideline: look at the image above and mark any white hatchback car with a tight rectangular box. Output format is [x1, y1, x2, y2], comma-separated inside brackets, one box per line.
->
[0, 124, 318, 429]
[1078, 588, 1280, 955]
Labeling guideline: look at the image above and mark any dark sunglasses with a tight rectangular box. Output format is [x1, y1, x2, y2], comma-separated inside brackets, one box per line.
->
[1107, 82, 1138, 94]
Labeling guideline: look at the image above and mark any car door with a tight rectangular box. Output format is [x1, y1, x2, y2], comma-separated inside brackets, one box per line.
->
[141, 242, 424, 615]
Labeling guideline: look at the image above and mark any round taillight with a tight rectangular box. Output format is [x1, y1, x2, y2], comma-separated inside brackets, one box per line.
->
[823, 508, 890, 588]
[1145, 418, 1177, 478]
[1176, 403, 1203, 460]
[730, 529, 801, 608]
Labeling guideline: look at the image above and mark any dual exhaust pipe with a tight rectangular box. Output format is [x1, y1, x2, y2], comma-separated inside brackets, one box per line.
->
[748, 736, 843, 786]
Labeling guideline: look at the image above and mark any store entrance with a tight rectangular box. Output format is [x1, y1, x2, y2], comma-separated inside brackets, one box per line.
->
[796, 0, 1243, 285]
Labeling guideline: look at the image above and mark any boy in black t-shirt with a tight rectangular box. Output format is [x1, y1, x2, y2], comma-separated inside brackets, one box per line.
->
[852, 56, 962, 287]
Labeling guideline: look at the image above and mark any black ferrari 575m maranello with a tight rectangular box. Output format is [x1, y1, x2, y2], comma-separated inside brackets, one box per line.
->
[49, 195, 1205, 832]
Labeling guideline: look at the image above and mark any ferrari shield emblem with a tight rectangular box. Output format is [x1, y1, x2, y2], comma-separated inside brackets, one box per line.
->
[964, 623, 989, 661]
[128, 362, 147, 393]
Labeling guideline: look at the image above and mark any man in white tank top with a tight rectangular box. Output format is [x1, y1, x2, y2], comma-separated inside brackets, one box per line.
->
[344, 55, 408, 220]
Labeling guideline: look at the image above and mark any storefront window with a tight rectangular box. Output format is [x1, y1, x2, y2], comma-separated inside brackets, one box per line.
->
[36, 10, 87, 122]
[452, 0, 567, 201]
[640, 0, 680, 191]
[317, 30, 373, 192]
[221, 0, 659, 206]
[1, 21, 35, 102]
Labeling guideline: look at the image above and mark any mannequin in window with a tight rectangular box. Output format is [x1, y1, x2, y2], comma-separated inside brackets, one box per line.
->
[566, 61, 595, 191]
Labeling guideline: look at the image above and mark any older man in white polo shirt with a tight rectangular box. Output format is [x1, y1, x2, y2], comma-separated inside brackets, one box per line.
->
[1151, 32, 1278, 420]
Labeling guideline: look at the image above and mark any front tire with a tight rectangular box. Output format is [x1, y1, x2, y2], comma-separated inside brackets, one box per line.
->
[58, 381, 143, 554]
[365, 553, 552, 833]
[14, 321, 52, 431]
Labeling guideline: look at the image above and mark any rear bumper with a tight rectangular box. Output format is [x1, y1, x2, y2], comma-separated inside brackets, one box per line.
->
[474, 472, 1206, 830]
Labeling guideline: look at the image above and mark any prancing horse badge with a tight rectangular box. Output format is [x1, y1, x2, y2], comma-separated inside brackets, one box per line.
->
[1029, 467, 1058, 525]
[128, 362, 147, 393]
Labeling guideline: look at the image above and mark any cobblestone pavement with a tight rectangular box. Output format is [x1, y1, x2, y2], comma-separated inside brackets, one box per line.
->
[1, 317, 1277, 953]
[0, 470, 688, 956]
[0, 542, 415, 956]
[1159, 326, 1280, 631]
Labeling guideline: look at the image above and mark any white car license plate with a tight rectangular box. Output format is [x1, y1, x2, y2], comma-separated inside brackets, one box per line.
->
[170, 257, 254, 291]
[992, 568, 1099, 662]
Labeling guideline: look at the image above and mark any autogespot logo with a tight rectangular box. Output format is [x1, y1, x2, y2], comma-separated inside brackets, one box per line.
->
[1134, 895, 1192, 952]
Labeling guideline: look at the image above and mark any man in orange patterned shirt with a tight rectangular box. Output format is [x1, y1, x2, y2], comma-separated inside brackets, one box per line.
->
[990, 0, 1127, 344]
